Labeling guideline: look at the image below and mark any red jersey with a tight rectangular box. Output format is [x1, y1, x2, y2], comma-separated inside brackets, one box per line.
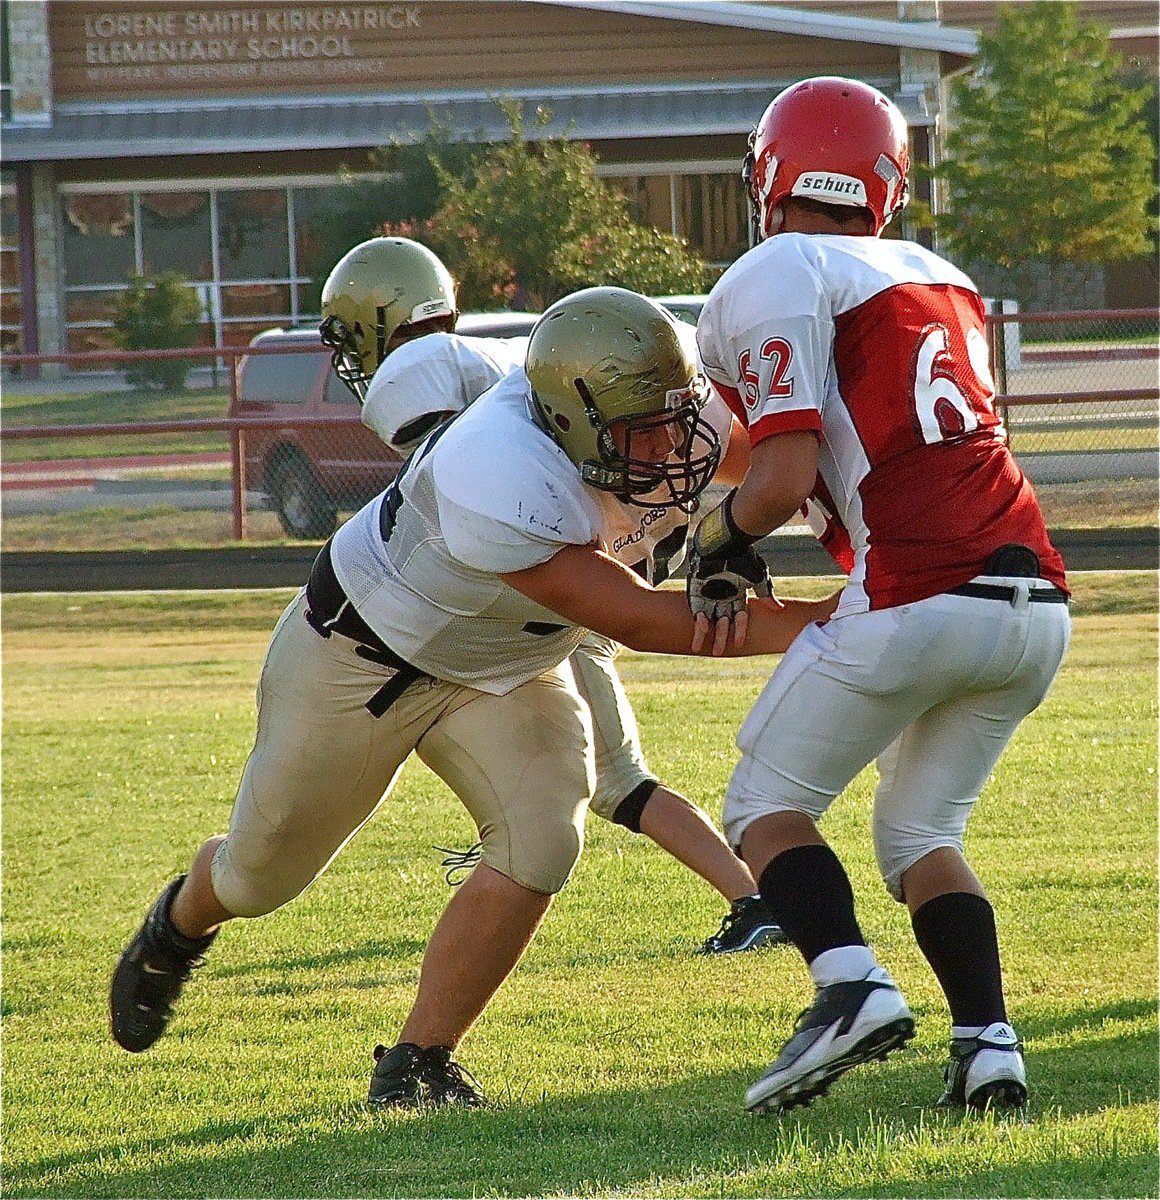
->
[697, 233, 1066, 612]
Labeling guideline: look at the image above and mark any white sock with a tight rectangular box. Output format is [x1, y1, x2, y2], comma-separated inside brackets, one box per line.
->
[953, 1022, 1018, 1043]
[809, 944, 879, 988]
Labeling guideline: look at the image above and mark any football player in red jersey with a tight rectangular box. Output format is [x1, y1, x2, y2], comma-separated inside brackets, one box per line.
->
[686, 76, 1071, 1115]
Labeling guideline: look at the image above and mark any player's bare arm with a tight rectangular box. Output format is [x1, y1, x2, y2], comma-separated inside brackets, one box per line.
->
[713, 415, 752, 487]
[687, 429, 820, 651]
[730, 429, 820, 538]
[501, 542, 828, 658]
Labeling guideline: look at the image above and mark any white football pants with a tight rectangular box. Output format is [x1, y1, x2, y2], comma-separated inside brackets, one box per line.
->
[722, 583, 1070, 899]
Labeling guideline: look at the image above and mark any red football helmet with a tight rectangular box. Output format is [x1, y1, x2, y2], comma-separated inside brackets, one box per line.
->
[744, 76, 910, 239]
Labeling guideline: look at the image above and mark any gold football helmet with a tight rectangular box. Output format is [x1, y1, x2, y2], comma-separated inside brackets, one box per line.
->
[319, 237, 457, 399]
[526, 287, 720, 512]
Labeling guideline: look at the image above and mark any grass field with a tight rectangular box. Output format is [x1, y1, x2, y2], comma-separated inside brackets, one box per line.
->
[2, 573, 1157, 1198]
[1, 386, 232, 462]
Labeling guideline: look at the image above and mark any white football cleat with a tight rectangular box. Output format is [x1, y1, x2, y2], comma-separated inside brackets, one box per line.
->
[938, 1021, 1027, 1110]
[746, 966, 915, 1114]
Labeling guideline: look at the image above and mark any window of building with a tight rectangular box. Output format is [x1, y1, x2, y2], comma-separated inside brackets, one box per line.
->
[140, 191, 212, 281]
[220, 283, 293, 320]
[58, 176, 345, 358]
[599, 161, 750, 269]
[53, 162, 751, 360]
[62, 193, 136, 285]
[60, 192, 138, 353]
[1, 179, 20, 355]
[219, 189, 290, 282]
[290, 183, 352, 316]
[676, 173, 748, 265]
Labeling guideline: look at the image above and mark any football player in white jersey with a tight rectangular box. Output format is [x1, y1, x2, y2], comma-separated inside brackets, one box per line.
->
[110, 285, 836, 1108]
[685, 77, 1070, 1115]
[319, 235, 784, 956]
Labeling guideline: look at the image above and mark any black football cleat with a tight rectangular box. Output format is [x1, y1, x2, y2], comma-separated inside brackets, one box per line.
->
[699, 895, 788, 954]
[368, 1042, 486, 1108]
[110, 875, 216, 1052]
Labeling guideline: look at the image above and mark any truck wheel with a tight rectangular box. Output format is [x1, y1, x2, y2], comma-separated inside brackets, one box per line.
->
[270, 453, 337, 540]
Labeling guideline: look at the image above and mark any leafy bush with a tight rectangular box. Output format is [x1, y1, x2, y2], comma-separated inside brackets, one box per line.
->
[324, 101, 709, 310]
[551, 221, 712, 299]
[307, 101, 712, 313]
[407, 101, 710, 309]
[111, 272, 201, 391]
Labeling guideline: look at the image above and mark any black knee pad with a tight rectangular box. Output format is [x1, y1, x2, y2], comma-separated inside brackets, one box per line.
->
[610, 779, 660, 834]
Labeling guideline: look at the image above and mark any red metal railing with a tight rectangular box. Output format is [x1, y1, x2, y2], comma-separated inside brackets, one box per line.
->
[1, 341, 342, 537]
[3, 309, 1157, 540]
[987, 308, 1159, 407]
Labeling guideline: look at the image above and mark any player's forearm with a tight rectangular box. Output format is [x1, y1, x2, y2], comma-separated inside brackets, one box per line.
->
[601, 589, 731, 656]
[742, 592, 839, 655]
[609, 590, 828, 658]
[730, 486, 803, 539]
[503, 543, 818, 659]
[729, 430, 820, 538]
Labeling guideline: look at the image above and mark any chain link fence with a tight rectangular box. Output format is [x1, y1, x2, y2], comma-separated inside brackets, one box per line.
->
[990, 308, 1157, 530]
[1, 308, 1156, 553]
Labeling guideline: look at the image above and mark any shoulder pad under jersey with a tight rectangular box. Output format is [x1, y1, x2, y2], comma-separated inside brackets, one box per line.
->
[430, 374, 601, 574]
[362, 332, 528, 451]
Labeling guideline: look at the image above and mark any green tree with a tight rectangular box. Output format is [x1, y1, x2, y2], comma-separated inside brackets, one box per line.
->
[932, 0, 1155, 308]
[111, 271, 201, 391]
[551, 221, 711, 300]
[1121, 60, 1160, 269]
[299, 118, 484, 312]
[380, 213, 520, 310]
[382, 101, 711, 310]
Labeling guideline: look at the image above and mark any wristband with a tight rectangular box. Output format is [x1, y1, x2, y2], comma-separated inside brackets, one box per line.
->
[693, 488, 762, 559]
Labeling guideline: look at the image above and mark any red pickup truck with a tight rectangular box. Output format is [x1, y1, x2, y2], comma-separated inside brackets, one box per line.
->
[231, 312, 539, 538]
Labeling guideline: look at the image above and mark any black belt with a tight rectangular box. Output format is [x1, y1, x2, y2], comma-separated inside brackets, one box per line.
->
[305, 538, 428, 717]
[945, 544, 1068, 605]
[947, 581, 1068, 604]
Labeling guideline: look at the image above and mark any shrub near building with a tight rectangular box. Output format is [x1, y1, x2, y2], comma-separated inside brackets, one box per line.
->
[420, 102, 712, 309]
[112, 271, 201, 392]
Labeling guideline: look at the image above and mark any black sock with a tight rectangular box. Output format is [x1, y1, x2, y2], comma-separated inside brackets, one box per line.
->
[757, 844, 866, 964]
[911, 891, 1007, 1027]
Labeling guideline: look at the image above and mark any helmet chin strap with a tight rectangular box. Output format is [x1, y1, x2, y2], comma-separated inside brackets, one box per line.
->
[762, 204, 785, 239]
[527, 391, 559, 442]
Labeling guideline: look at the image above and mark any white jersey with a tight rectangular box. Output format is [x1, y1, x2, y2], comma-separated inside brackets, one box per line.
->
[360, 324, 729, 589]
[361, 331, 527, 451]
[331, 369, 726, 695]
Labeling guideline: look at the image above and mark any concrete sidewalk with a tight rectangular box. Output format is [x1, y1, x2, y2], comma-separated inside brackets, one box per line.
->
[1, 451, 230, 490]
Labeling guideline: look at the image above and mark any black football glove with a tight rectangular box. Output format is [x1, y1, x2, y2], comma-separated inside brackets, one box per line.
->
[686, 491, 773, 622]
[687, 547, 773, 621]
